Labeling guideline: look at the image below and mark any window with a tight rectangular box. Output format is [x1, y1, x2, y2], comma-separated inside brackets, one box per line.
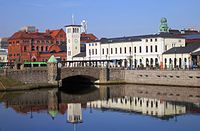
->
[146, 39, 148, 42]
[155, 38, 157, 42]
[115, 48, 117, 54]
[24, 46, 27, 52]
[165, 58, 167, 63]
[150, 45, 153, 52]
[139, 46, 142, 53]
[36, 46, 39, 51]
[150, 39, 153, 42]
[146, 46, 148, 53]
[155, 45, 158, 52]
[151, 101, 153, 108]
[134, 47, 136, 53]
[95, 49, 97, 55]
[169, 58, 172, 64]
[165, 45, 167, 51]
[89, 49, 91, 55]
[102, 48, 104, 55]
[111, 48, 113, 54]
[107, 48, 109, 54]
[32, 46, 35, 51]
[46, 46, 48, 51]
[129, 47, 131, 53]
[41, 46, 43, 52]
[124, 47, 126, 54]
[92, 49, 94, 55]
[120, 47, 122, 54]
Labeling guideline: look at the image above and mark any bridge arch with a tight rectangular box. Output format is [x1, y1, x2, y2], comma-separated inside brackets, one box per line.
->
[62, 75, 98, 85]
[60, 67, 101, 82]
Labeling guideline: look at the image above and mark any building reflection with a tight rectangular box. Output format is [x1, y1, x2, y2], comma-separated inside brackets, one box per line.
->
[0, 85, 200, 121]
[87, 97, 187, 120]
[67, 103, 82, 123]
[47, 89, 59, 119]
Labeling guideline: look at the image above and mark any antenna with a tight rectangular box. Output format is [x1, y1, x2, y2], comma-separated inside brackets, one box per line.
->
[72, 14, 75, 25]
[81, 20, 88, 33]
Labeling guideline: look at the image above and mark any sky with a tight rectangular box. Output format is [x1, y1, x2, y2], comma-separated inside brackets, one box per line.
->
[0, 0, 200, 38]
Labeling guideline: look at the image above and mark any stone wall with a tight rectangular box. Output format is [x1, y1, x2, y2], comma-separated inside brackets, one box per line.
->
[124, 70, 200, 87]
[109, 69, 125, 82]
[0, 69, 4, 76]
[5, 67, 48, 84]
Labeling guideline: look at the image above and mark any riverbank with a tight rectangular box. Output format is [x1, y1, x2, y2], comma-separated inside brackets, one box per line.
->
[0, 76, 57, 91]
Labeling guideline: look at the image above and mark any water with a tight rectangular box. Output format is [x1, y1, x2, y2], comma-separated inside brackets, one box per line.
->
[0, 84, 200, 131]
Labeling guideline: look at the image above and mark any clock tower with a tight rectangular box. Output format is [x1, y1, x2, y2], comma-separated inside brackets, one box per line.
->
[65, 25, 81, 60]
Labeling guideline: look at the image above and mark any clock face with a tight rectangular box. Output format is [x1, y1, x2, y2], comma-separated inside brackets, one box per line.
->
[74, 39, 78, 44]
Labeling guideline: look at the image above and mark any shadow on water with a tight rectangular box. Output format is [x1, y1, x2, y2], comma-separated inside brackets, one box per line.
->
[59, 84, 98, 94]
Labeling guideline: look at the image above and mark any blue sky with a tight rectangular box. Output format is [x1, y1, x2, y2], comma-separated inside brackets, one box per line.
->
[0, 0, 200, 38]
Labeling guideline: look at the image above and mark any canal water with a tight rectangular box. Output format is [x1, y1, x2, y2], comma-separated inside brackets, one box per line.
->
[0, 84, 200, 131]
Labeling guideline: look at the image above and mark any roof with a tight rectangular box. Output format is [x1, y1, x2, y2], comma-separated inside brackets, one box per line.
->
[49, 29, 60, 38]
[163, 44, 200, 54]
[65, 25, 82, 27]
[94, 33, 184, 44]
[8, 31, 52, 40]
[48, 55, 57, 63]
[192, 51, 200, 56]
[74, 52, 86, 57]
[184, 35, 200, 39]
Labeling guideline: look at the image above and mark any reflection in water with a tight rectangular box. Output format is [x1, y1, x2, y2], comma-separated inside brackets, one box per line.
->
[88, 97, 187, 120]
[0, 84, 200, 130]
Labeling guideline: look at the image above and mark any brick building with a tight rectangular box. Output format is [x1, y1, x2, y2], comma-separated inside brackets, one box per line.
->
[8, 27, 97, 64]
[8, 28, 67, 63]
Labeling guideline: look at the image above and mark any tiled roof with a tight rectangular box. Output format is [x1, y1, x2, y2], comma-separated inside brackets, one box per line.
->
[49, 30, 60, 38]
[163, 44, 200, 54]
[9, 31, 52, 40]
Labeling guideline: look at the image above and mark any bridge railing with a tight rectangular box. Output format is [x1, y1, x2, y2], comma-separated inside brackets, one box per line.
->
[58, 60, 124, 69]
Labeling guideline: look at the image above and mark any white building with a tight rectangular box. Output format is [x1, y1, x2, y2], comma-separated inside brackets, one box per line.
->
[20, 26, 37, 33]
[0, 49, 8, 63]
[0, 37, 8, 49]
[163, 44, 200, 69]
[85, 34, 185, 68]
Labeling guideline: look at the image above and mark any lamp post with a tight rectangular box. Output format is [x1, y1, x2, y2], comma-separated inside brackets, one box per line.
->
[134, 53, 137, 69]
[174, 48, 176, 69]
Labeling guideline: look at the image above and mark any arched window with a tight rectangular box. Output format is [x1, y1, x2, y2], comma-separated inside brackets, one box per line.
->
[41, 46, 43, 52]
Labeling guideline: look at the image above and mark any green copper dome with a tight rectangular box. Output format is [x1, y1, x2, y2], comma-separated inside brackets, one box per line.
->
[159, 17, 169, 33]
[48, 55, 57, 63]
[160, 17, 167, 23]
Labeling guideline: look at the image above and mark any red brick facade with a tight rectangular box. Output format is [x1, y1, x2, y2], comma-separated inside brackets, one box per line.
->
[8, 29, 67, 63]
